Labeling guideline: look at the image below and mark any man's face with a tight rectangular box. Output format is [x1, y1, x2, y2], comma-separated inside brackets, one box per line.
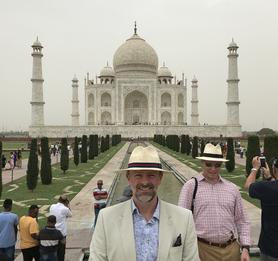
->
[127, 170, 163, 204]
[97, 181, 103, 189]
[202, 160, 222, 181]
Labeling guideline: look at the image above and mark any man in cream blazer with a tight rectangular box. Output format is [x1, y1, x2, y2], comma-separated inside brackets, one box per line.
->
[89, 146, 199, 261]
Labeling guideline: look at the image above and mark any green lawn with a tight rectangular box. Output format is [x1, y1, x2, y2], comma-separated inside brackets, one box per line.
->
[152, 142, 261, 208]
[0, 142, 124, 227]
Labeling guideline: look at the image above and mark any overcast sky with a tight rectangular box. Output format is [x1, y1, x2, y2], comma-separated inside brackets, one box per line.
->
[1, 0, 277, 132]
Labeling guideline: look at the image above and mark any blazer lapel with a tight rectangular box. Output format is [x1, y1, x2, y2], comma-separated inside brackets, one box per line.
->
[119, 200, 137, 261]
[157, 200, 173, 261]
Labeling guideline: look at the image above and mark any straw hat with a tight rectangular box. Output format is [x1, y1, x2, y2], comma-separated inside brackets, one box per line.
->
[196, 143, 228, 162]
[117, 146, 172, 174]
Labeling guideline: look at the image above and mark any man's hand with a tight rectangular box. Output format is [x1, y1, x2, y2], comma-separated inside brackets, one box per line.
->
[241, 248, 250, 261]
[252, 156, 260, 170]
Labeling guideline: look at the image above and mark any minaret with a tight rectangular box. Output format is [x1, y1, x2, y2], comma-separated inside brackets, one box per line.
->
[31, 37, 44, 126]
[226, 39, 240, 125]
[191, 76, 199, 125]
[71, 75, 80, 126]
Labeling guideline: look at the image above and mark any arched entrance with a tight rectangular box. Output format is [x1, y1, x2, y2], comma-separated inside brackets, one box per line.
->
[124, 91, 148, 124]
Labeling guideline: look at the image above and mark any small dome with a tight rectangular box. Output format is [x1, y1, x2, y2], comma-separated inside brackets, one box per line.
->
[192, 75, 198, 82]
[100, 64, 115, 77]
[113, 33, 158, 75]
[72, 75, 78, 82]
[228, 39, 238, 48]
[158, 64, 172, 78]
[32, 37, 42, 48]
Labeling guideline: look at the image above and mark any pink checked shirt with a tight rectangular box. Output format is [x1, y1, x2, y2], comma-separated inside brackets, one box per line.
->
[178, 174, 250, 246]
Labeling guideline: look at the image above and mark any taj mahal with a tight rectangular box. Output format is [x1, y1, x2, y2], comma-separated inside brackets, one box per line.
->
[29, 25, 241, 138]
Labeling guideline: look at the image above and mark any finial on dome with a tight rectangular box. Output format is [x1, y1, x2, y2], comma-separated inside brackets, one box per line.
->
[134, 21, 137, 35]
[163, 61, 165, 67]
[106, 61, 109, 66]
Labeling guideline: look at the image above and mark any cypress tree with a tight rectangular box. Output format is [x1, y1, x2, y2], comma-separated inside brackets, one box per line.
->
[225, 138, 235, 172]
[264, 135, 278, 174]
[40, 137, 52, 184]
[105, 135, 110, 150]
[246, 135, 260, 176]
[180, 135, 186, 154]
[60, 138, 69, 174]
[89, 135, 94, 160]
[93, 135, 99, 157]
[200, 139, 206, 156]
[100, 136, 105, 152]
[81, 135, 88, 163]
[0, 141, 2, 198]
[26, 138, 39, 191]
[192, 136, 199, 159]
[73, 136, 79, 166]
[185, 135, 191, 155]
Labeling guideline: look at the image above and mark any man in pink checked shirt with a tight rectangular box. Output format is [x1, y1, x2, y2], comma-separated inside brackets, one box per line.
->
[178, 143, 250, 261]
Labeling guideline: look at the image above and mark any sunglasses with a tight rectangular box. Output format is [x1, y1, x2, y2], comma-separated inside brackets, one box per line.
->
[205, 162, 222, 168]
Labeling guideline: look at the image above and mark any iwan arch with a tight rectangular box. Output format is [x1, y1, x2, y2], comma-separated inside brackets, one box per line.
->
[29, 26, 241, 138]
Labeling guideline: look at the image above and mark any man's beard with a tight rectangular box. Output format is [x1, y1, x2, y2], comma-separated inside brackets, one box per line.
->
[134, 183, 157, 203]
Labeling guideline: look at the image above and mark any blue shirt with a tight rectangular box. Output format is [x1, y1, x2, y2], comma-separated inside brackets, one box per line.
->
[132, 200, 160, 261]
[0, 212, 18, 248]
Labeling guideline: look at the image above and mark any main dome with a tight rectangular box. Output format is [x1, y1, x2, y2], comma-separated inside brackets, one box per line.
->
[113, 33, 158, 75]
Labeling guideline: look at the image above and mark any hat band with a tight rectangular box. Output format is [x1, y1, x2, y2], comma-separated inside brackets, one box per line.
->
[202, 153, 223, 158]
[128, 162, 162, 169]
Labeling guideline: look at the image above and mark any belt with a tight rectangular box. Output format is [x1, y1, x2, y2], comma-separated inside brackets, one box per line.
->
[197, 237, 236, 248]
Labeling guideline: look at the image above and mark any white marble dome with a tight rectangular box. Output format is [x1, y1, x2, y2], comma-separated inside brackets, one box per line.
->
[100, 64, 115, 77]
[113, 34, 158, 75]
[158, 65, 172, 78]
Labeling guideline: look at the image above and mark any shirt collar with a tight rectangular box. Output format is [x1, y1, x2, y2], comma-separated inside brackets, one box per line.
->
[131, 199, 160, 220]
[199, 173, 224, 183]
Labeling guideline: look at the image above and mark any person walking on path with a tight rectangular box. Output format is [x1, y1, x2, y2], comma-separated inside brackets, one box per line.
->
[244, 156, 278, 260]
[89, 146, 199, 261]
[19, 205, 40, 261]
[49, 195, 72, 261]
[179, 143, 250, 261]
[0, 199, 18, 261]
[38, 215, 64, 261]
[93, 179, 108, 227]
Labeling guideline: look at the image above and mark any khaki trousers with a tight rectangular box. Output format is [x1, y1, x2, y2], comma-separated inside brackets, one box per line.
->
[198, 240, 240, 261]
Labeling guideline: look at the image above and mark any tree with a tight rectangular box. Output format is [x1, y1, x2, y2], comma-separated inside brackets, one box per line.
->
[89, 135, 94, 160]
[60, 138, 69, 174]
[73, 136, 79, 166]
[225, 138, 235, 172]
[192, 136, 199, 159]
[264, 135, 278, 174]
[26, 138, 39, 191]
[180, 135, 186, 153]
[40, 137, 52, 184]
[81, 135, 88, 163]
[200, 139, 206, 156]
[105, 135, 110, 151]
[100, 136, 105, 152]
[0, 141, 2, 198]
[93, 135, 99, 157]
[246, 135, 260, 176]
[185, 135, 191, 155]
[257, 128, 276, 136]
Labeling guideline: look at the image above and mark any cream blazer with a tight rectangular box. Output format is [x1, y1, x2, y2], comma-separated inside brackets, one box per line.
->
[89, 199, 199, 261]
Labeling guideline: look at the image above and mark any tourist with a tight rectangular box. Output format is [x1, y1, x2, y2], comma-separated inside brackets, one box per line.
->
[17, 149, 22, 168]
[244, 156, 278, 260]
[19, 205, 40, 261]
[93, 179, 108, 227]
[0, 199, 18, 261]
[89, 146, 199, 261]
[49, 195, 72, 261]
[179, 143, 250, 261]
[38, 215, 64, 261]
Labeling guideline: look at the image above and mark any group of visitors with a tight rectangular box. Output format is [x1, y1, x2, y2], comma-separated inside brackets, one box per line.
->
[90, 144, 278, 261]
[1, 150, 22, 170]
[0, 195, 72, 261]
